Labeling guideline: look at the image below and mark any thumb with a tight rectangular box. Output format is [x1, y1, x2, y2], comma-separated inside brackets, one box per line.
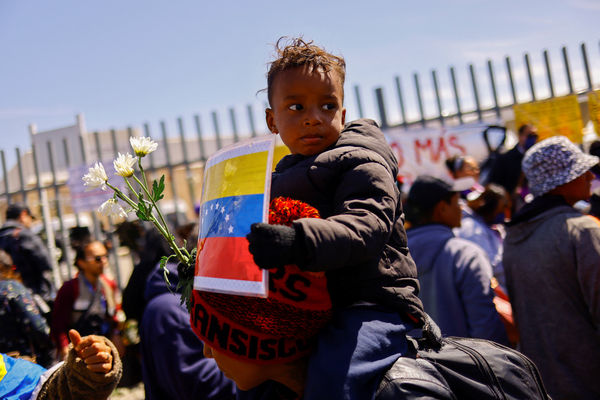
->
[68, 329, 82, 348]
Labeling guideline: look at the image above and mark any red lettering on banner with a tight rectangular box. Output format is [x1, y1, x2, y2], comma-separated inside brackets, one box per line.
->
[449, 135, 466, 154]
[414, 138, 432, 164]
[390, 142, 404, 168]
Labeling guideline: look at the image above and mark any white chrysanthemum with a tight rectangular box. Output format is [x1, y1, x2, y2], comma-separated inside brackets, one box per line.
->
[113, 153, 136, 177]
[82, 162, 108, 191]
[98, 198, 128, 219]
[130, 136, 158, 157]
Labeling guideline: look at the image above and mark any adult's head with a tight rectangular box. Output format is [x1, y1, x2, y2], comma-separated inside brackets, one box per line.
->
[445, 155, 480, 181]
[517, 124, 538, 150]
[468, 183, 509, 225]
[191, 197, 332, 393]
[74, 240, 108, 284]
[5, 203, 34, 228]
[523, 135, 599, 205]
[405, 175, 473, 228]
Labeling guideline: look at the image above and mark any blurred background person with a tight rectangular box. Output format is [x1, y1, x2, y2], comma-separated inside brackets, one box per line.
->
[0, 249, 55, 367]
[0, 203, 56, 307]
[405, 175, 509, 344]
[504, 136, 600, 399]
[51, 240, 124, 360]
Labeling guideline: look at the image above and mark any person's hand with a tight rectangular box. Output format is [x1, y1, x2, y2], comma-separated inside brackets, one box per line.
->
[246, 223, 301, 269]
[69, 329, 113, 374]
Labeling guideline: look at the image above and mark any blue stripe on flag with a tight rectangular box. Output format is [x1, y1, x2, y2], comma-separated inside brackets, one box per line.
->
[199, 194, 264, 238]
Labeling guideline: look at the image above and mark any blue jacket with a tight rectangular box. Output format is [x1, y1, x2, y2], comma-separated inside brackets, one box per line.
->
[407, 224, 508, 344]
[140, 263, 236, 400]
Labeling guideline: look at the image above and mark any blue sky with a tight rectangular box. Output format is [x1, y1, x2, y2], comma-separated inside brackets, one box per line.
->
[1, 0, 598, 166]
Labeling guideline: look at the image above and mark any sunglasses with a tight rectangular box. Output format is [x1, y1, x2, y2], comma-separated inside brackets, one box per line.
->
[88, 254, 108, 262]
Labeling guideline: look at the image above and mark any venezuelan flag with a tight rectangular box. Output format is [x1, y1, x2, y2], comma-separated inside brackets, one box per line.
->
[195, 136, 276, 297]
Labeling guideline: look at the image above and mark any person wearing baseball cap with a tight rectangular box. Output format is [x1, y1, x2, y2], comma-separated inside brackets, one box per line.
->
[405, 175, 509, 344]
[503, 135, 600, 399]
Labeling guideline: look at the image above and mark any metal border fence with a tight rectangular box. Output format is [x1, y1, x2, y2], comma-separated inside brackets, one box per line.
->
[1, 40, 598, 289]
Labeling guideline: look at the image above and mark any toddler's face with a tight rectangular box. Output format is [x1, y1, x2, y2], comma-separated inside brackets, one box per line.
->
[266, 66, 345, 156]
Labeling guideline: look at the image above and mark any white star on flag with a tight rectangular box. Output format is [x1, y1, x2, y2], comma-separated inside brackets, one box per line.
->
[221, 206, 225, 213]
[225, 214, 230, 222]
[228, 225, 234, 234]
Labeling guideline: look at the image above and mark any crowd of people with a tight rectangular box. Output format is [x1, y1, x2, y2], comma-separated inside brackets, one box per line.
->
[1, 37, 599, 400]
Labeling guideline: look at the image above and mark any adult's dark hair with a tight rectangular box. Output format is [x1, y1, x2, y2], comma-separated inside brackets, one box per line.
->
[266, 37, 346, 105]
[404, 191, 455, 227]
[445, 155, 465, 176]
[73, 239, 104, 268]
[5, 203, 31, 220]
[472, 184, 507, 224]
[518, 124, 534, 136]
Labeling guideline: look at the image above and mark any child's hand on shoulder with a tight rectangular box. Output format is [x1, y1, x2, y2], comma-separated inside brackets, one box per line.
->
[68, 329, 113, 374]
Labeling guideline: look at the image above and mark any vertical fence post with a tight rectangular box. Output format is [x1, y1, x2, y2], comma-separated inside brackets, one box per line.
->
[229, 108, 239, 142]
[354, 85, 364, 119]
[449, 66, 464, 124]
[194, 115, 207, 161]
[177, 117, 196, 205]
[431, 70, 444, 126]
[211, 111, 222, 150]
[394, 76, 408, 129]
[160, 121, 181, 227]
[413, 73, 426, 127]
[108, 130, 124, 290]
[247, 105, 257, 137]
[16, 148, 26, 202]
[63, 138, 80, 227]
[47, 141, 73, 280]
[374, 87, 389, 129]
[79, 135, 101, 240]
[31, 144, 60, 289]
[543, 50, 555, 98]
[562, 46, 574, 94]
[505, 56, 518, 105]
[487, 60, 501, 119]
[1, 150, 10, 204]
[469, 64, 483, 122]
[581, 42, 593, 91]
[524, 53, 536, 101]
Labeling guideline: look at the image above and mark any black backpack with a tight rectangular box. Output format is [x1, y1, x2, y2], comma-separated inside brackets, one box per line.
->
[377, 316, 551, 400]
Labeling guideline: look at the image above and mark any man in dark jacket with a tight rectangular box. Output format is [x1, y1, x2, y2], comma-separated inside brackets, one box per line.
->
[140, 262, 236, 400]
[504, 136, 600, 399]
[0, 203, 55, 304]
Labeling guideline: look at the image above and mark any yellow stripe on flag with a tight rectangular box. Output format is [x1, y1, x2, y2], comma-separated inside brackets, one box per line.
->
[203, 151, 270, 201]
[0, 354, 7, 382]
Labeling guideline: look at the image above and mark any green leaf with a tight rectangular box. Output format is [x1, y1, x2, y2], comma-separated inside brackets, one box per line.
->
[152, 175, 165, 202]
[159, 254, 177, 290]
[136, 199, 151, 221]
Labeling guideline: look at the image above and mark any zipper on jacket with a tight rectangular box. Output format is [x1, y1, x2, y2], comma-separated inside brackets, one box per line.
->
[445, 338, 506, 400]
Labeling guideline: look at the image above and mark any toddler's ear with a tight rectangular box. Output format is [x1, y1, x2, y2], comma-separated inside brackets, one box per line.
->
[265, 108, 278, 134]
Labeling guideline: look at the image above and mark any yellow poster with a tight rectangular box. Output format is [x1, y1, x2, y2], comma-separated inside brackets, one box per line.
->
[589, 91, 600, 136]
[513, 95, 583, 144]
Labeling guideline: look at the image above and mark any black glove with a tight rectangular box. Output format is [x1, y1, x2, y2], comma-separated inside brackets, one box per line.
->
[246, 223, 305, 269]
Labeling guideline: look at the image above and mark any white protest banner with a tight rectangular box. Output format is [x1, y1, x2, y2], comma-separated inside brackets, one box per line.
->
[383, 123, 504, 187]
[67, 163, 127, 213]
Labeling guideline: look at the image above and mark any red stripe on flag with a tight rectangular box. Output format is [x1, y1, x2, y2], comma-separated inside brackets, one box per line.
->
[195, 237, 262, 281]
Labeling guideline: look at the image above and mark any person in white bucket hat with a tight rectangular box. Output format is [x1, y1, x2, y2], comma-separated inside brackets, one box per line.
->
[503, 135, 600, 400]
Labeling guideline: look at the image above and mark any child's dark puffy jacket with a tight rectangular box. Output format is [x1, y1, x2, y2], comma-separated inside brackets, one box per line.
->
[271, 118, 425, 324]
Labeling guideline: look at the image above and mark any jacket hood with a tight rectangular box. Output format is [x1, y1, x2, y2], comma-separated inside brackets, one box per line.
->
[144, 262, 180, 301]
[406, 224, 454, 275]
[505, 198, 577, 245]
[337, 118, 399, 177]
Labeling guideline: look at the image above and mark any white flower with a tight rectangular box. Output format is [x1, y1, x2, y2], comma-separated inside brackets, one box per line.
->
[82, 162, 108, 191]
[130, 136, 158, 157]
[98, 198, 128, 219]
[113, 153, 136, 177]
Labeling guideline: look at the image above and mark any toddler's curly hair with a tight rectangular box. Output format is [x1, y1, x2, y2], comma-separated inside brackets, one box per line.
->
[267, 37, 346, 105]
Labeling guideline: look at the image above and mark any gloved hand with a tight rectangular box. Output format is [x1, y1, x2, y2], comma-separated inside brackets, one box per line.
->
[246, 223, 304, 269]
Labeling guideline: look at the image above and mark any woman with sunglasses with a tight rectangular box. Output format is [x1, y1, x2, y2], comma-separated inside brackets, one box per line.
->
[51, 240, 124, 361]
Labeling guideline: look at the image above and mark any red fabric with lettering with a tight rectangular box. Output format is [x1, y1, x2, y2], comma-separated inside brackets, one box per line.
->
[191, 197, 332, 364]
